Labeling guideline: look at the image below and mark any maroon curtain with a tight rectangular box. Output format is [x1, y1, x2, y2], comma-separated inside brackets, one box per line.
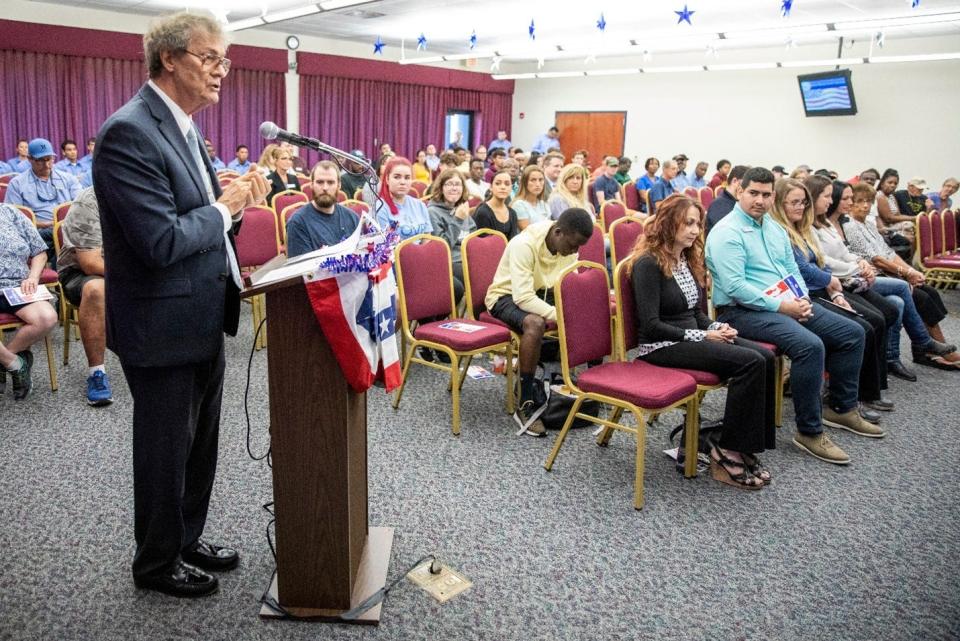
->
[298, 74, 513, 167]
[0, 50, 143, 156]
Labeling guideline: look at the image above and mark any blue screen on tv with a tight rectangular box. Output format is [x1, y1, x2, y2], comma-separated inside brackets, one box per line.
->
[798, 69, 858, 117]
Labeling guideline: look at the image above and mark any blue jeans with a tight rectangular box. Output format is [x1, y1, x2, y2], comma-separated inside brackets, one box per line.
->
[719, 303, 865, 435]
[870, 277, 932, 356]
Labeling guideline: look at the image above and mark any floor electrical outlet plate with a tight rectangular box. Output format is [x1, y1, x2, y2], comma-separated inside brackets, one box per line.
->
[406, 562, 473, 603]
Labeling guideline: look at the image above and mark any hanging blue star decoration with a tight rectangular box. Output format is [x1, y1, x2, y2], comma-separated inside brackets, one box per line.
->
[911, 0, 920, 7]
[469, 30, 477, 50]
[529, 19, 536, 40]
[373, 35, 384, 55]
[781, 0, 793, 17]
[675, 5, 695, 25]
[417, 33, 427, 51]
[597, 13, 607, 32]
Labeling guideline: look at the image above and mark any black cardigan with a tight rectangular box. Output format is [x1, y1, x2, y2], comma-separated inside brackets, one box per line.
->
[266, 170, 301, 206]
[630, 254, 712, 345]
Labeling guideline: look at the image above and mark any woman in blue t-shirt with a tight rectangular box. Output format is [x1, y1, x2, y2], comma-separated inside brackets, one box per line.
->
[375, 156, 433, 240]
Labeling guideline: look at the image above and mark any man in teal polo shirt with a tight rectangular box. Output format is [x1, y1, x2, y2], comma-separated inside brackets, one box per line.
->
[707, 167, 882, 466]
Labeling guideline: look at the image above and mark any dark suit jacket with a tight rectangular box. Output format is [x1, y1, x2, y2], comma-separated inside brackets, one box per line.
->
[94, 84, 241, 368]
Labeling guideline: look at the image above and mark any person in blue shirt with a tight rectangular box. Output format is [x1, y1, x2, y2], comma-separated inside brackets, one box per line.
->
[203, 138, 226, 171]
[488, 131, 511, 153]
[648, 160, 678, 215]
[54, 139, 85, 180]
[926, 177, 957, 211]
[7, 139, 31, 173]
[530, 126, 560, 155]
[592, 156, 622, 212]
[688, 161, 709, 189]
[670, 154, 691, 191]
[375, 156, 432, 240]
[4, 138, 82, 266]
[0, 159, 12, 175]
[706, 166, 879, 466]
[635, 157, 660, 192]
[226, 144, 251, 174]
[76, 137, 96, 187]
[286, 161, 360, 258]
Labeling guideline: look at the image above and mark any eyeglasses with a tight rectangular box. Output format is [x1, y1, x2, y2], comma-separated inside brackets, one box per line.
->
[785, 199, 808, 209]
[183, 50, 231, 72]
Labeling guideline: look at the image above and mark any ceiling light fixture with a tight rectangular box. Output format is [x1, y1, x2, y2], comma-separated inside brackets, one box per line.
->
[868, 52, 960, 63]
[262, 4, 320, 23]
[223, 16, 266, 32]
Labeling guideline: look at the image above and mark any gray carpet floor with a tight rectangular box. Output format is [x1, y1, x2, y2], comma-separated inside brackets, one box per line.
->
[2, 290, 959, 641]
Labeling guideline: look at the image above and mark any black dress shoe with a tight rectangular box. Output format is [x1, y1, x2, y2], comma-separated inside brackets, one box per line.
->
[134, 561, 218, 598]
[864, 397, 895, 412]
[859, 406, 882, 424]
[888, 360, 917, 382]
[182, 539, 239, 571]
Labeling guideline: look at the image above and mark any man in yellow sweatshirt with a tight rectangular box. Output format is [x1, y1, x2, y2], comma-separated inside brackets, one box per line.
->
[485, 208, 594, 435]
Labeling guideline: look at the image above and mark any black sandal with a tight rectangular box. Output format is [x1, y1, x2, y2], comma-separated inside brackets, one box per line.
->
[710, 447, 764, 491]
[740, 453, 772, 485]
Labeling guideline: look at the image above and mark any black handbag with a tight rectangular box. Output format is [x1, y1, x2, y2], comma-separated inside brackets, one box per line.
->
[540, 389, 602, 430]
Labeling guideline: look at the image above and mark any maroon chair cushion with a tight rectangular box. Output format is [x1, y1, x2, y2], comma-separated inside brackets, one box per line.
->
[671, 368, 722, 386]
[414, 320, 511, 351]
[943, 211, 957, 252]
[577, 361, 697, 409]
[479, 311, 557, 332]
[0, 312, 22, 326]
[922, 256, 960, 268]
[752, 340, 780, 356]
[612, 218, 643, 267]
[917, 215, 934, 259]
[577, 225, 605, 266]
[234, 206, 280, 268]
[617, 265, 639, 352]
[601, 202, 627, 233]
[39, 268, 58, 284]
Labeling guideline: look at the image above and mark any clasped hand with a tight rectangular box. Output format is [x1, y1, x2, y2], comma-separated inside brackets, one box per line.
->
[706, 323, 738, 343]
[217, 163, 270, 215]
[780, 296, 814, 322]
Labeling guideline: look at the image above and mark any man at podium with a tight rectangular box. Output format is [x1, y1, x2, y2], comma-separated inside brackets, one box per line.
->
[94, 12, 268, 598]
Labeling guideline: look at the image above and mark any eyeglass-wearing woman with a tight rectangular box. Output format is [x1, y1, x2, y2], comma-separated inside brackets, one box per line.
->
[265, 146, 301, 207]
[427, 169, 476, 303]
[626, 194, 776, 490]
[769, 179, 894, 419]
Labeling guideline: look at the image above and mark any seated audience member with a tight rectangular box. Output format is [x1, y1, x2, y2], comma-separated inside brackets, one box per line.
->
[531, 126, 560, 155]
[772, 165, 786, 181]
[5, 138, 82, 267]
[927, 177, 958, 211]
[850, 168, 880, 187]
[705, 164, 749, 235]
[286, 161, 360, 258]
[265, 146, 301, 207]
[54, 139, 84, 181]
[474, 170, 519, 239]
[670, 154, 690, 190]
[805, 175, 942, 381]
[769, 179, 893, 420]
[7, 139, 30, 174]
[484, 148, 507, 183]
[79, 137, 95, 169]
[635, 157, 660, 194]
[373, 150, 395, 176]
[56, 187, 113, 405]
[278, 141, 306, 174]
[0, 158, 11, 174]
[525, 151, 541, 168]
[257, 143, 278, 175]
[689, 161, 708, 189]
[424, 144, 441, 174]
[513, 166, 550, 230]
[707, 167, 878, 466]
[488, 131, 511, 153]
[502, 158, 521, 198]
[412, 149, 432, 183]
[708, 159, 731, 190]
[339, 149, 369, 200]
[542, 152, 564, 198]
[649, 160, 678, 214]
[464, 159, 489, 200]
[438, 151, 459, 173]
[513, 152, 529, 170]
[485, 208, 594, 434]
[456, 148, 473, 175]
[570, 150, 588, 168]
[375, 156, 432, 241]
[789, 165, 811, 180]
[614, 157, 633, 186]
[474, 145, 488, 165]
[842, 184, 960, 370]
[894, 177, 931, 217]
[227, 145, 251, 174]
[548, 164, 593, 220]
[873, 168, 914, 255]
[203, 139, 226, 171]
[448, 131, 464, 150]
[0, 203, 58, 400]
[427, 169, 476, 302]
[77, 137, 96, 187]
[593, 156, 622, 211]
[628, 194, 776, 489]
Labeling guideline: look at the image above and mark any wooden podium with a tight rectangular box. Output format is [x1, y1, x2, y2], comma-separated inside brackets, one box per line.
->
[242, 256, 394, 624]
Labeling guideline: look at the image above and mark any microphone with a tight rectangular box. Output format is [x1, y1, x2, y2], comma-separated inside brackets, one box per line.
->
[259, 121, 317, 149]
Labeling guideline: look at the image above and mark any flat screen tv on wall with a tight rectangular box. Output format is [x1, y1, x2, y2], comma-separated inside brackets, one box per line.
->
[797, 69, 858, 117]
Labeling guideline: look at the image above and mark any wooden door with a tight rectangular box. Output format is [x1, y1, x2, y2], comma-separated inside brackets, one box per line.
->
[554, 112, 626, 171]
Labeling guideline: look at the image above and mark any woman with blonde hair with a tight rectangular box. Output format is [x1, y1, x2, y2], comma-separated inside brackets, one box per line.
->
[258, 143, 279, 175]
[513, 165, 550, 230]
[547, 164, 593, 220]
[769, 178, 893, 417]
[626, 193, 775, 489]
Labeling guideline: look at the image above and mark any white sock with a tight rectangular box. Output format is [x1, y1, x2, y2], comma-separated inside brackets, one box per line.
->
[5, 356, 22, 372]
[89, 364, 105, 376]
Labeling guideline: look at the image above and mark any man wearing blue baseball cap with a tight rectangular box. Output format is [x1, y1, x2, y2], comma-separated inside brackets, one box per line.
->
[4, 137, 82, 267]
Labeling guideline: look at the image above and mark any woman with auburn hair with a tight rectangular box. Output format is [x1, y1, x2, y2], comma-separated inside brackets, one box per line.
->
[769, 179, 894, 418]
[513, 165, 550, 230]
[547, 164, 593, 220]
[374, 156, 433, 240]
[427, 168, 475, 302]
[626, 193, 776, 490]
